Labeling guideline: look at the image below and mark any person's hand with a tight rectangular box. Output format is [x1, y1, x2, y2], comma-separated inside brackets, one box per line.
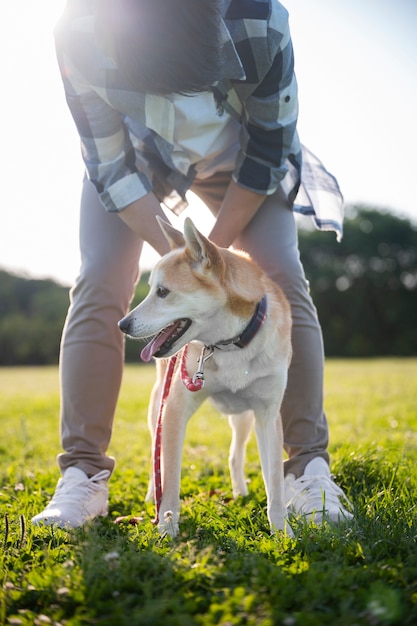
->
[209, 179, 265, 248]
[118, 192, 171, 256]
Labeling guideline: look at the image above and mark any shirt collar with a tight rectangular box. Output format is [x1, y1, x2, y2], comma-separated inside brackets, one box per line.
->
[217, 17, 246, 82]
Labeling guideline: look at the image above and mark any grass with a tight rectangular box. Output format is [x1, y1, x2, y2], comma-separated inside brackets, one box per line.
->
[1, 359, 417, 625]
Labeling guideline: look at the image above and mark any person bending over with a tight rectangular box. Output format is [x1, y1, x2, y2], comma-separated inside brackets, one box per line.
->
[32, 0, 352, 528]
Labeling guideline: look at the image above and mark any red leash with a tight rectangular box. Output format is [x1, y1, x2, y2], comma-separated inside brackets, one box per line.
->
[180, 344, 213, 392]
[152, 354, 177, 525]
[152, 345, 210, 524]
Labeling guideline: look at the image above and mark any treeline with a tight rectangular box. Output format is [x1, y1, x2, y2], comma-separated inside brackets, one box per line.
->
[0, 271, 149, 366]
[0, 273, 69, 365]
[298, 205, 417, 356]
[0, 206, 416, 365]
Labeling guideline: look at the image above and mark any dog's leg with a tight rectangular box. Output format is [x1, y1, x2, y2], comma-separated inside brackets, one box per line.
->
[228, 410, 254, 497]
[157, 378, 203, 537]
[254, 406, 293, 537]
[145, 359, 168, 502]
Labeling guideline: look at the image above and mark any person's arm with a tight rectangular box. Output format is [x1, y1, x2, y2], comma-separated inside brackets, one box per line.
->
[209, 8, 300, 248]
[228, 5, 300, 211]
[208, 179, 265, 248]
[118, 192, 171, 256]
[55, 15, 156, 217]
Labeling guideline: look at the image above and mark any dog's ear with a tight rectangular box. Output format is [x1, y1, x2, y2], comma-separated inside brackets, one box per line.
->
[157, 216, 185, 249]
[183, 217, 221, 270]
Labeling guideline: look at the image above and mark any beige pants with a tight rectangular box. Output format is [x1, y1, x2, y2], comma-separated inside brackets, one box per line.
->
[58, 173, 329, 479]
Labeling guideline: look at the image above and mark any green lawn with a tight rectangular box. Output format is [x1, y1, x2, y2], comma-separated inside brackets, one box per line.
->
[1, 360, 417, 625]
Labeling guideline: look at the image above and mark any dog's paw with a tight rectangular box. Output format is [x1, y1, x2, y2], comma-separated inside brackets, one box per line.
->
[158, 510, 179, 538]
[270, 517, 294, 538]
[232, 483, 249, 498]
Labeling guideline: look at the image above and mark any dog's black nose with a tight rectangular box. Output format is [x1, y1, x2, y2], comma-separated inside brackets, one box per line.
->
[118, 317, 130, 334]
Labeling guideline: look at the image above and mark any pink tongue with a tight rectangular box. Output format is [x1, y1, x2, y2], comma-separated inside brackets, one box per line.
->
[140, 321, 182, 362]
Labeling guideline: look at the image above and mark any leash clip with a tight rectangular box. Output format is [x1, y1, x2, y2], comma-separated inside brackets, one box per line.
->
[192, 345, 214, 386]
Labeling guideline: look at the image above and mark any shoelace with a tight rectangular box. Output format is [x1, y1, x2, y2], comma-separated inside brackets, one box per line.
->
[49, 470, 109, 506]
[286, 474, 353, 512]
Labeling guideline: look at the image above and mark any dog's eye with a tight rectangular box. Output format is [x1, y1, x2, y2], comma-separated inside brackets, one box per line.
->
[156, 286, 170, 299]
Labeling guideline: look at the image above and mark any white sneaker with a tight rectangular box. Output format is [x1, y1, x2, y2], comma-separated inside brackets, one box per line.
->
[31, 467, 110, 528]
[285, 457, 353, 524]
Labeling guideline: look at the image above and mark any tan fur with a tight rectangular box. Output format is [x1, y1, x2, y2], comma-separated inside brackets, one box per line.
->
[119, 217, 292, 537]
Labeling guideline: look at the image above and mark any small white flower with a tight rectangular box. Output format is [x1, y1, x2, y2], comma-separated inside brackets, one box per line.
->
[103, 551, 120, 562]
[368, 600, 388, 618]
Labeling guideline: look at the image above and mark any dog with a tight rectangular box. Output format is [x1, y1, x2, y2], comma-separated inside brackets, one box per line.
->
[118, 217, 292, 537]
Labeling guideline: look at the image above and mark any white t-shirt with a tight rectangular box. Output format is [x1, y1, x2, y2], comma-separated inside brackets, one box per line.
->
[171, 91, 240, 179]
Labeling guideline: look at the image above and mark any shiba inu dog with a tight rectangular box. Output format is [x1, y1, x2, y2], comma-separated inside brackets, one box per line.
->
[118, 217, 292, 537]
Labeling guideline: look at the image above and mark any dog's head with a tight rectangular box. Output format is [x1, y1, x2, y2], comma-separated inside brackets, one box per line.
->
[118, 217, 264, 361]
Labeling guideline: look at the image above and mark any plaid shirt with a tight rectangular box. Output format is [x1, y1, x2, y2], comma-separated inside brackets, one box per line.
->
[55, 0, 344, 238]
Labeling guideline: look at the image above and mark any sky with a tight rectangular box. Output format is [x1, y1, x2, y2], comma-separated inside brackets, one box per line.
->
[1, 0, 416, 286]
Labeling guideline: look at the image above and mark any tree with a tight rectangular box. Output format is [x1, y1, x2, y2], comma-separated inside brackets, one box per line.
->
[298, 206, 417, 356]
[0, 270, 152, 365]
[0, 271, 70, 365]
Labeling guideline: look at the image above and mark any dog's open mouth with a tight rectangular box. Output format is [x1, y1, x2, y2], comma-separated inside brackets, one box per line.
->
[140, 319, 192, 362]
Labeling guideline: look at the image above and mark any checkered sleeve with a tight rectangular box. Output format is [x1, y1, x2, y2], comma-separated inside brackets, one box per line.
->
[55, 30, 152, 212]
[233, 5, 301, 195]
